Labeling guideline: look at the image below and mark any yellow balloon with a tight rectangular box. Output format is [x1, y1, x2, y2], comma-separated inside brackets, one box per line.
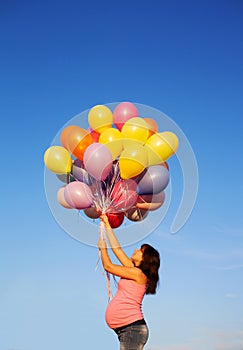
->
[145, 131, 179, 165]
[163, 131, 179, 151]
[119, 144, 148, 179]
[99, 128, 123, 160]
[44, 146, 72, 174]
[88, 105, 113, 133]
[144, 144, 162, 166]
[122, 117, 149, 147]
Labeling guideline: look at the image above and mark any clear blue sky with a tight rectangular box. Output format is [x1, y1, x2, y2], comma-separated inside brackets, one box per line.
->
[0, 1, 243, 349]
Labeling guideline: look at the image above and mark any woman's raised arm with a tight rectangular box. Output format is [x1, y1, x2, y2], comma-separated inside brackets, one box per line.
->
[100, 214, 134, 267]
[98, 238, 142, 281]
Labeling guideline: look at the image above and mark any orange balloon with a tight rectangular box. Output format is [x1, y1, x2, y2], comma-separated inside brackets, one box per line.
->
[144, 118, 158, 138]
[65, 126, 93, 160]
[60, 125, 80, 149]
[161, 162, 169, 171]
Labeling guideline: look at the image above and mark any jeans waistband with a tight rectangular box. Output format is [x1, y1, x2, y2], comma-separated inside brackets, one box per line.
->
[114, 319, 146, 334]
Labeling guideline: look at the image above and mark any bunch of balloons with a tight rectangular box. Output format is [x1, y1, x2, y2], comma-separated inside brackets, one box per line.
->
[44, 102, 179, 229]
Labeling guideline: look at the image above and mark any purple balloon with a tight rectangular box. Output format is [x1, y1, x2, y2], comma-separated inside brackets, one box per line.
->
[137, 165, 170, 195]
[72, 160, 93, 185]
[83, 143, 113, 181]
[64, 182, 93, 210]
[56, 173, 75, 184]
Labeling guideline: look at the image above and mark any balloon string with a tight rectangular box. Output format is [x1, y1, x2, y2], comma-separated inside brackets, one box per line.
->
[90, 161, 126, 215]
[95, 251, 101, 271]
[105, 271, 113, 302]
[138, 208, 144, 222]
[107, 162, 121, 208]
[98, 221, 113, 301]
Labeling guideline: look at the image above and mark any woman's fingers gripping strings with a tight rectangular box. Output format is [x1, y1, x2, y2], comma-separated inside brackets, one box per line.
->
[100, 214, 110, 227]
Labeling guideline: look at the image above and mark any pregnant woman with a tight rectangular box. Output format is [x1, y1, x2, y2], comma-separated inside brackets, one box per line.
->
[98, 214, 160, 350]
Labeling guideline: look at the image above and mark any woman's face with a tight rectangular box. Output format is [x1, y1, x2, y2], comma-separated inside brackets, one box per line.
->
[131, 248, 144, 266]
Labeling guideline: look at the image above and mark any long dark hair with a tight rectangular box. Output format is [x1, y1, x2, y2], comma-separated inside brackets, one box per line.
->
[139, 244, 160, 294]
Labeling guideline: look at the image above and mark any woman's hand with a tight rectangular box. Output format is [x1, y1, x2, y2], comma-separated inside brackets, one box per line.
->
[98, 237, 107, 250]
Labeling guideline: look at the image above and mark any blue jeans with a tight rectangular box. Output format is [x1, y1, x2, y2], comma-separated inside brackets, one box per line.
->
[115, 322, 149, 350]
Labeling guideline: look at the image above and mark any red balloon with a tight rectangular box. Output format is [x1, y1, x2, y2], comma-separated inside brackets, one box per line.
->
[89, 128, 100, 142]
[110, 179, 138, 211]
[107, 212, 125, 229]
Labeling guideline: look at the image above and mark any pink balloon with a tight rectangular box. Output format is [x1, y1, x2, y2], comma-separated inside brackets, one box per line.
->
[64, 182, 93, 210]
[109, 179, 138, 211]
[83, 143, 113, 181]
[113, 102, 139, 131]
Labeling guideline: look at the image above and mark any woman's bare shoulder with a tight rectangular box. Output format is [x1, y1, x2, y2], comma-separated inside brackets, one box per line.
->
[135, 268, 147, 284]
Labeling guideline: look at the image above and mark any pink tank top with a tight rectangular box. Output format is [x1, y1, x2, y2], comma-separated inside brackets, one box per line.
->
[105, 278, 146, 329]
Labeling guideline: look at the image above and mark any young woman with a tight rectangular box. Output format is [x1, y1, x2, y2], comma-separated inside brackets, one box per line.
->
[98, 214, 160, 350]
